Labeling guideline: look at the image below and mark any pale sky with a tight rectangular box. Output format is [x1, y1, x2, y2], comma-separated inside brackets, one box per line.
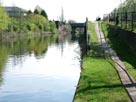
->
[1, 0, 122, 22]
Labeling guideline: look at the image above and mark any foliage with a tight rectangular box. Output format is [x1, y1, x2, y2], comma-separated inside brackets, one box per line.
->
[34, 9, 39, 15]
[8, 17, 19, 32]
[41, 10, 48, 19]
[0, 4, 57, 35]
[48, 21, 57, 33]
[28, 14, 48, 32]
[0, 6, 9, 32]
[109, 0, 136, 13]
[101, 21, 136, 79]
[35, 5, 42, 14]
[118, 0, 136, 12]
[27, 10, 32, 15]
[7, 14, 57, 34]
[106, 0, 136, 31]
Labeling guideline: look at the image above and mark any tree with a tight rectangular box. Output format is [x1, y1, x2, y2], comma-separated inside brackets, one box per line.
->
[0, 6, 9, 32]
[34, 9, 39, 15]
[41, 10, 48, 19]
[27, 10, 32, 15]
[35, 5, 42, 13]
[60, 7, 65, 23]
[49, 21, 57, 33]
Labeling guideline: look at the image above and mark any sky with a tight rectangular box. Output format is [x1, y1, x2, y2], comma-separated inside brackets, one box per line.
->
[1, 0, 123, 22]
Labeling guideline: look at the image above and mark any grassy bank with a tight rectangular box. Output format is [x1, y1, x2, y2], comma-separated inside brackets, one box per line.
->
[74, 22, 130, 102]
[100, 22, 136, 80]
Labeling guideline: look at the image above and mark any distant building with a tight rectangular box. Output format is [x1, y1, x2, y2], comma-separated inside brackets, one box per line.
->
[4, 6, 27, 18]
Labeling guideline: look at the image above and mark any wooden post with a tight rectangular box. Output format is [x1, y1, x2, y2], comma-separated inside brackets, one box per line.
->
[85, 17, 90, 53]
[114, 12, 116, 25]
[132, 12, 134, 31]
[121, 12, 122, 27]
[125, 11, 127, 29]
[86, 17, 88, 44]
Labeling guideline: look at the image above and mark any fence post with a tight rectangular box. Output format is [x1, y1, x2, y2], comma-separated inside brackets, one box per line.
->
[108, 14, 110, 23]
[114, 12, 116, 25]
[125, 11, 127, 29]
[85, 17, 88, 53]
[121, 12, 122, 27]
[132, 12, 134, 31]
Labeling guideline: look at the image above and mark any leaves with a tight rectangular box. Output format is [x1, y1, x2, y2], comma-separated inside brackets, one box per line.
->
[0, 6, 9, 31]
[41, 10, 48, 19]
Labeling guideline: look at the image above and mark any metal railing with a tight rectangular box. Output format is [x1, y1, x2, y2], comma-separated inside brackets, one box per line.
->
[103, 11, 136, 31]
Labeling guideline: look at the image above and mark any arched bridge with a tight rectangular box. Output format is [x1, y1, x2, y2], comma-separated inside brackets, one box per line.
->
[70, 23, 87, 34]
[70, 18, 88, 34]
[69, 18, 90, 54]
[70, 23, 86, 28]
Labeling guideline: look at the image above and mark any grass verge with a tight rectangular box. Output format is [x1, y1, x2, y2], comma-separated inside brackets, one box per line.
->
[74, 22, 130, 102]
[100, 22, 136, 80]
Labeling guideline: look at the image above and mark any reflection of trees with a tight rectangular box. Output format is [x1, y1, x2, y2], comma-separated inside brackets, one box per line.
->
[0, 46, 9, 86]
[29, 36, 49, 58]
[8, 35, 58, 57]
[0, 34, 58, 85]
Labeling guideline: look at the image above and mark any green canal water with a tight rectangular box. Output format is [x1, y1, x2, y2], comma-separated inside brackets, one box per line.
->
[0, 34, 81, 102]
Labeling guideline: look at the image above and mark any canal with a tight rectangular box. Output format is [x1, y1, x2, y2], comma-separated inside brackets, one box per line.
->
[0, 34, 81, 102]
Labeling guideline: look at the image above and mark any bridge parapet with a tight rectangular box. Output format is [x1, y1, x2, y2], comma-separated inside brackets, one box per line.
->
[70, 23, 86, 28]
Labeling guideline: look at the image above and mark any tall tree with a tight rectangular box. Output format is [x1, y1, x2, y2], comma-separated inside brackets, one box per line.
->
[27, 10, 32, 15]
[41, 10, 48, 19]
[59, 7, 65, 23]
[0, 6, 9, 32]
[34, 9, 39, 15]
[35, 5, 42, 13]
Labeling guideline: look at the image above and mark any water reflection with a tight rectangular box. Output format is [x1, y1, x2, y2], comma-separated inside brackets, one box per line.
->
[0, 45, 9, 86]
[0, 34, 81, 102]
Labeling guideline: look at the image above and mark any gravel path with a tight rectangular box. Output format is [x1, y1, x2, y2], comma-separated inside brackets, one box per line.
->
[94, 22, 136, 102]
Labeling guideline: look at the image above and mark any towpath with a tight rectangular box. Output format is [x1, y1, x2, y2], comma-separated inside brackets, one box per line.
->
[94, 22, 136, 102]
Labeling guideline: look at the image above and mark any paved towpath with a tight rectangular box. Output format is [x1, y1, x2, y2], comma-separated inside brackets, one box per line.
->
[94, 22, 136, 102]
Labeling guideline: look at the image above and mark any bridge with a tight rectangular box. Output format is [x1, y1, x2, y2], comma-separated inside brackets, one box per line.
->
[70, 18, 90, 54]
[70, 17, 88, 37]
[70, 22, 87, 34]
[70, 23, 86, 28]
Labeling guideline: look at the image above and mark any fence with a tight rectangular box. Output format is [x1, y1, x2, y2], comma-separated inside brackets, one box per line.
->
[103, 11, 136, 32]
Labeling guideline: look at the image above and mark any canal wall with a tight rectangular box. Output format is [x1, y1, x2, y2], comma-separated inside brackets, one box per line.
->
[108, 25, 136, 54]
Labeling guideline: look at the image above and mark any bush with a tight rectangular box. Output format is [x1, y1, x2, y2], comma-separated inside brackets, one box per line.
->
[6, 12, 57, 34]
[0, 6, 9, 32]
[49, 21, 57, 33]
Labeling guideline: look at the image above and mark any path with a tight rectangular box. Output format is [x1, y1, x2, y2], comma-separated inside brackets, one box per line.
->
[94, 22, 136, 102]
